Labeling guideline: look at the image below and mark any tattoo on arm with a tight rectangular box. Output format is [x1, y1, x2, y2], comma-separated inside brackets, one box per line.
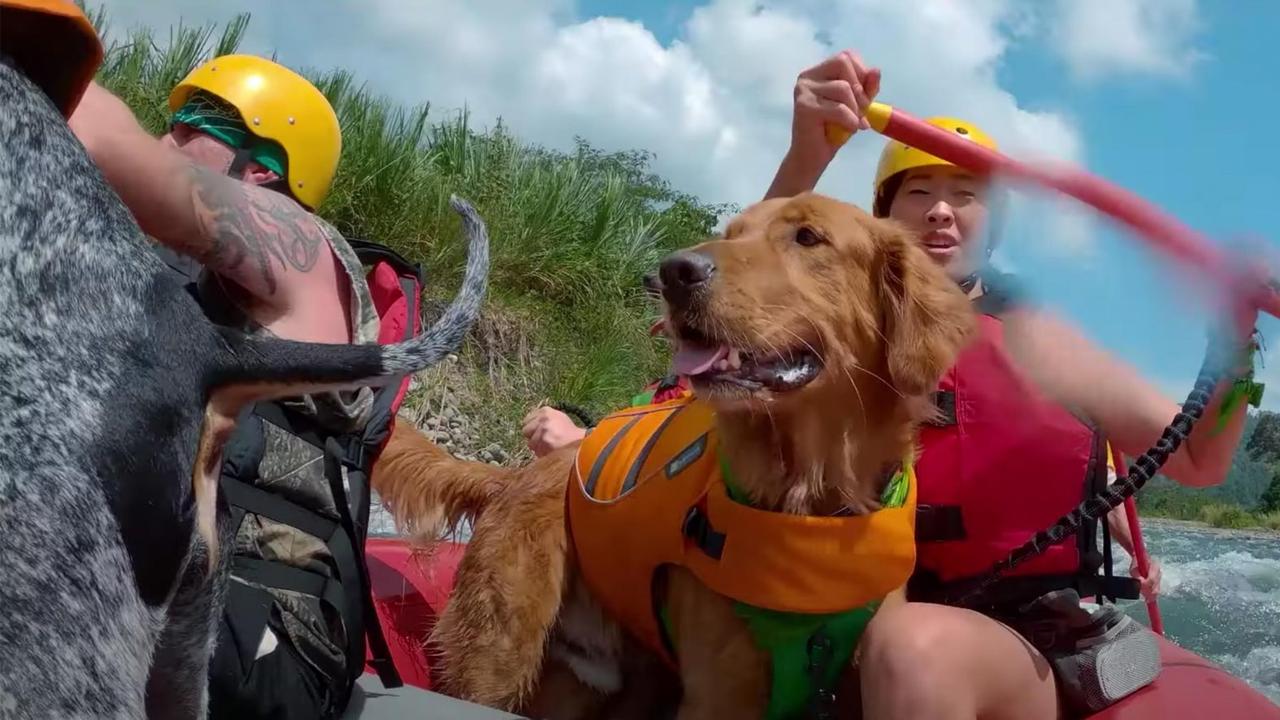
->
[185, 165, 323, 297]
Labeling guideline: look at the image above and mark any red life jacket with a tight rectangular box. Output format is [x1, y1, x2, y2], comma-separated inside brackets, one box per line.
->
[911, 292, 1138, 606]
[647, 373, 692, 404]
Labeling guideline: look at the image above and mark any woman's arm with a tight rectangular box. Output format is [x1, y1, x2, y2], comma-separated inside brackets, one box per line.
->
[1002, 309, 1250, 488]
[763, 51, 882, 201]
[1106, 506, 1135, 555]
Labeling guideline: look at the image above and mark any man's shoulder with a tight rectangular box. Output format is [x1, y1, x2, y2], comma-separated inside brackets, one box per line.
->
[312, 218, 381, 347]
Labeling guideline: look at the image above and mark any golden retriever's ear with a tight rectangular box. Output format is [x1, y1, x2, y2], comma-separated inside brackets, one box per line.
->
[877, 221, 976, 396]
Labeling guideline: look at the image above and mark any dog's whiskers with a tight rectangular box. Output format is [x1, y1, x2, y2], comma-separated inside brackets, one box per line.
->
[850, 360, 905, 400]
[839, 365, 870, 428]
[770, 323, 828, 367]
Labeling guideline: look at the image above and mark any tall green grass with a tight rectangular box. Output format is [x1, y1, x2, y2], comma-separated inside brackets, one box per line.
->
[1258, 511, 1280, 532]
[1198, 503, 1254, 530]
[84, 7, 734, 454]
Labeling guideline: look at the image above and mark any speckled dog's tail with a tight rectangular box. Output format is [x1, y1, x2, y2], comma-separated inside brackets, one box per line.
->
[207, 194, 490, 399]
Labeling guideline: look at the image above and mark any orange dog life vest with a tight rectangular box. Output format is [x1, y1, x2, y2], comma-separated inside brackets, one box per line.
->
[566, 394, 918, 666]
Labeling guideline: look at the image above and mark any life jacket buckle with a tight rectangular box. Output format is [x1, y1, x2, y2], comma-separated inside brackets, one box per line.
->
[681, 505, 725, 560]
[807, 633, 838, 720]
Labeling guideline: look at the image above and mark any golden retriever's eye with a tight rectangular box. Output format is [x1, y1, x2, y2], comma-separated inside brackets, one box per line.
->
[795, 226, 826, 247]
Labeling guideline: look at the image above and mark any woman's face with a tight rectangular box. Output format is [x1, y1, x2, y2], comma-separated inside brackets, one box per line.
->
[887, 165, 991, 280]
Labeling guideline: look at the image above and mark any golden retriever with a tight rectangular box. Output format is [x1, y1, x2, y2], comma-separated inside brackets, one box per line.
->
[373, 192, 975, 719]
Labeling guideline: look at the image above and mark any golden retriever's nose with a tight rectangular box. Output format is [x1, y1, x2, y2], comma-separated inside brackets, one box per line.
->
[659, 250, 715, 309]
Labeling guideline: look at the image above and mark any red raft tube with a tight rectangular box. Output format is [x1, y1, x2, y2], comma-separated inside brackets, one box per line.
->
[361, 537, 1280, 719]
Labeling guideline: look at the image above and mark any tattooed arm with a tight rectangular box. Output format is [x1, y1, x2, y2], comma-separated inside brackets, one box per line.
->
[70, 82, 347, 336]
[180, 164, 325, 299]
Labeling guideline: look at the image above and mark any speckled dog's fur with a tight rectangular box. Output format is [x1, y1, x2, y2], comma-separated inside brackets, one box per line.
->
[0, 56, 488, 720]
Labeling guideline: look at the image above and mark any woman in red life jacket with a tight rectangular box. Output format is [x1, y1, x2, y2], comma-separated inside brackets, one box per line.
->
[764, 50, 1250, 719]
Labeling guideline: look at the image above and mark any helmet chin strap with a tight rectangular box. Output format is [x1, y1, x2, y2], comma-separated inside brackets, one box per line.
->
[226, 146, 292, 199]
[226, 146, 254, 178]
[955, 189, 1007, 295]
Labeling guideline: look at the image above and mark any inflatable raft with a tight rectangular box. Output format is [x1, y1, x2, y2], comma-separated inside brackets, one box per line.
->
[355, 537, 1279, 719]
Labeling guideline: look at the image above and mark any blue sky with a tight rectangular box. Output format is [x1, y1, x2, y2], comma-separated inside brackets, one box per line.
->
[104, 0, 1280, 406]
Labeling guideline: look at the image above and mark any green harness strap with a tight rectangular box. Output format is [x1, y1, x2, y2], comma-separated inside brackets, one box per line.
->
[722, 457, 910, 720]
[733, 600, 878, 720]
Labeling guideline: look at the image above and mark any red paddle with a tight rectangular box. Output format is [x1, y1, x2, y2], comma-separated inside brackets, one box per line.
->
[1115, 449, 1165, 635]
[828, 104, 1280, 323]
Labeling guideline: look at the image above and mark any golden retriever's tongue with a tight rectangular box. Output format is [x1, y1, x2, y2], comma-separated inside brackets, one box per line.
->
[672, 341, 729, 376]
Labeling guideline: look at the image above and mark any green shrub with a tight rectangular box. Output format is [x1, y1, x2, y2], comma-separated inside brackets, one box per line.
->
[1199, 503, 1254, 530]
[1257, 510, 1280, 532]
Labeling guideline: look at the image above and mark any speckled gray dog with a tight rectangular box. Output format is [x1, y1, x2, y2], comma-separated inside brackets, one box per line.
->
[0, 55, 488, 719]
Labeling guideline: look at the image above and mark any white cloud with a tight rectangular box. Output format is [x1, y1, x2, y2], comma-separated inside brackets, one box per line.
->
[93, 0, 1192, 256]
[1049, 0, 1206, 82]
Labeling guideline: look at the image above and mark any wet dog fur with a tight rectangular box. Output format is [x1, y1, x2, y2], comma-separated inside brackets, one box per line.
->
[373, 192, 975, 718]
[0, 56, 488, 719]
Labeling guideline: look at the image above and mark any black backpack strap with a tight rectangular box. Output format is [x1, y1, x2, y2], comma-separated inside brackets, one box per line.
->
[220, 467, 401, 692]
[252, 403, 330, 452]
[1077, 431, 1142, 603]
[322, 437, 402, 689]
[231, 556, 345, 611]
[915, 504, 966, 542]
[221, 476, 341, 541]
[910, 570, 1139, 610]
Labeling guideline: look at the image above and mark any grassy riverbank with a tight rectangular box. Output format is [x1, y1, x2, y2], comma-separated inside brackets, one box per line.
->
[87, 7, 734, 459]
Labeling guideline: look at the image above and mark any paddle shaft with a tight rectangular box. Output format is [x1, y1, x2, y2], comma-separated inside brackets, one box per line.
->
[1115, 450, 1165, 635]
[832, 103, 1280, 322]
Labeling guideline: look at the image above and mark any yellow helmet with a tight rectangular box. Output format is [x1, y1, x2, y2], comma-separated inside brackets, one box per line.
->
[872, 116, 997, 216]
[169, 54, 341, 210]
[0, 0, 103, 118]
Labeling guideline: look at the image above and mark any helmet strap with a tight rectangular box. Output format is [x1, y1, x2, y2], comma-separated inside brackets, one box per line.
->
[980, 186, 1009, 259]
[226, 146, 296, 203]
[226, 146, 254, 179]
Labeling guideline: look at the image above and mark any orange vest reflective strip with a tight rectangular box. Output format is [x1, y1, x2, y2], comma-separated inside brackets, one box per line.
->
[567, 395, 918, 664]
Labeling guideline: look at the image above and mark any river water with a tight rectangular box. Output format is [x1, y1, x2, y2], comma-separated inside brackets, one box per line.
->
[1121, 520, 1280, 705]
[366, 505, 1280, 704]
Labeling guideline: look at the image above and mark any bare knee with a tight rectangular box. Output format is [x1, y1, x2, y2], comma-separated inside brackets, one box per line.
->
[858, 602, 1059, 720]
[860, 603, 968, 702]
[860, 603, 991, 720]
